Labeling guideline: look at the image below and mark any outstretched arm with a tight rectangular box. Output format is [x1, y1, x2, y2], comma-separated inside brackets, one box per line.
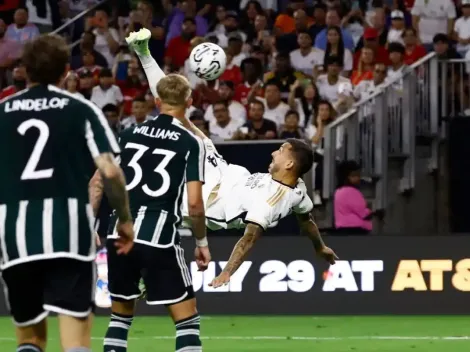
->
[210, 223, 264, 287]
[296, 213, 338, 264]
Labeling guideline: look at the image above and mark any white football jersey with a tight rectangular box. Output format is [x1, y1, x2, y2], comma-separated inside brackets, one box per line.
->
[180, 138, 313, 231]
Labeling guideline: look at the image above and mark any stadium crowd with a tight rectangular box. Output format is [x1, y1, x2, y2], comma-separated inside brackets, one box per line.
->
[0, 0, 466, 232]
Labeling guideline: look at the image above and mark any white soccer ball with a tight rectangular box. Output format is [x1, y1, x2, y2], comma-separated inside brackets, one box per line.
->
[189, 42, 226, 81]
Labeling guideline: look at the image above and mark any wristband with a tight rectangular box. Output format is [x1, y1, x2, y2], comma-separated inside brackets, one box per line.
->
[196, 237, 208, 247]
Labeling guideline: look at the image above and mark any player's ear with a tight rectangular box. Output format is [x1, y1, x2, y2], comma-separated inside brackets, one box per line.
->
[285, 159, 295, 171]
[155, 98, 162, 109]
[186, 97, 193, 109]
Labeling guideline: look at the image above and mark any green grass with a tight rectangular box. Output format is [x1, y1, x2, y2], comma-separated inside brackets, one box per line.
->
[1, 316, 470, 351]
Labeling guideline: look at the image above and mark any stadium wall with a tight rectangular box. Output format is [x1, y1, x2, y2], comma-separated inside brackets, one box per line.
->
[3, 235, 470, 316]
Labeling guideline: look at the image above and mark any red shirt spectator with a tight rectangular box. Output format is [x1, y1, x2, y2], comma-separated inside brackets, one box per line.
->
[219, 63, 242, 86]
[234, 82, 264, 107]
[116, 59, 149, 116]
[353, 28, 389, 68]
[164, 18, 195, 70]
[402, 27, 427, 65]
[0, 85, 17, 99]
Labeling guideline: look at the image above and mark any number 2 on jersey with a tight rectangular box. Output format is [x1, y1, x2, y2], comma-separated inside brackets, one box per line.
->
[124, 142, 176, 197]
[18, 119, 54, 180]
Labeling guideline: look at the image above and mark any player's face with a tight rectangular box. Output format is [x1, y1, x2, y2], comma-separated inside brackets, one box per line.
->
[269, 143, 294, 174]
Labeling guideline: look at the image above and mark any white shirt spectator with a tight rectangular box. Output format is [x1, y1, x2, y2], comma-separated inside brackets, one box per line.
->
[90, 85, 123, 109]
[454, 15, 470, 54]
[353, 80, 384, 101]
[121, 115, 154, 129]
[293, 98, 310, 126]
[316, 74, 352, 103]
[411, 0, 456, 44]
[341, 49, 354, 72]
[255, 97, 290, 127]
[217, 31, 247, 48]
[210, 119, 242, 140]
[388, 28, 405, 45]
[204, 100, 246, 125]
[185, 105, 197, 119]
[289, 48, 324, 76]
[387, 65, 406, 91]
[93, 28, 120, 67]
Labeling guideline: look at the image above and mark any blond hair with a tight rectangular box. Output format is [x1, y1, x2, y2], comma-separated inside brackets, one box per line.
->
[156, 74, 192, 107]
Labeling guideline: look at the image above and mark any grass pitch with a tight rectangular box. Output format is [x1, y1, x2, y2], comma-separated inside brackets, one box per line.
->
[0, 316, 469, 351]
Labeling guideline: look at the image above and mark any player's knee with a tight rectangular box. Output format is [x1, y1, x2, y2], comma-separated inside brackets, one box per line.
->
[17, 335, 47, 350]
[111, 299, 135, 316]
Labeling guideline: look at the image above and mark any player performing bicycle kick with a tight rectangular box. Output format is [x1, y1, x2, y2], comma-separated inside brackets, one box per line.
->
[91, 29, 337, 299]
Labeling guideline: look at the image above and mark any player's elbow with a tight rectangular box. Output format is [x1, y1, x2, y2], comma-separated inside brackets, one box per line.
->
[188, 200, 204, 217]
[187, 181, 204, 216]
[99, 162, 121, 181]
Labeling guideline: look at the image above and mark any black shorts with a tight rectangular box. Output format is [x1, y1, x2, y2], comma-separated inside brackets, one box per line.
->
[1, 258, 95, 327]
[106, 240, 194, 306]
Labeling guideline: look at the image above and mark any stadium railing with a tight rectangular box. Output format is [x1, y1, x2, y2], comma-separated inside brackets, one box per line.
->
[50, 0, 111, 48]
[321, 53, 439, 213]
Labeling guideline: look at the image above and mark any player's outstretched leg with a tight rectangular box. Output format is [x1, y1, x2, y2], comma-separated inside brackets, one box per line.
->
[168, 299, 202, 352]
[103, 300, 135, 352]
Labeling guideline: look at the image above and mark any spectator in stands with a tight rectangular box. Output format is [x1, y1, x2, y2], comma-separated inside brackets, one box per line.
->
[166, 0, 208, 46]
[5, 7, 39, 46]
[165, 17, 196, 71]
[226, 33, 247, 67]
[334, 160, 372, 235]
[279, 110, 304, 139]
[216, 11, 247, 48]
[256, 80, 290, 127]
[78, 69, 94, 100]
[240, 0, 264, 42]
[314, 7, 355, 51]
[0, 61, 25, 99]
[351, 47, 375, 86]
[387, 42, 407, 81]
[388, 10, 406, 45]
[277, 9, 315, 54]
[121, 95, 154, 129]
[453, 0, 470, 57]
[234, 57, 264, 107]
[63, 72, 84, 99]
[0, 19, 21, 74]
[264, 52, 304, 100]
[250, 12, 270, 47]
[334, 81, 356, 114]
[116, 57, 149, 117]
[402, 27, 427, 65]
[356, 7, 389, 50]
[189, 109, 210, 137]
[340, 2, 365, 46]
[289, 31, 324, 76]
[204, 81, 246, 125]
[433, 33, 460, 59]
[234, 99, 278, 139]
[75, 49, 102, 83]
[411, 0, 456, 52]
[274, 0, 311, 36]
[288, 79, 319, 127]
[210, 5, 227, 34]
[193, 79, 220, 110]
[91, 68, 124, 110]
[323, 25, 354, 76]
[354, 27, 390, 68]
[317, 55, 352, 104]
[70, 31, 108, 69]
[102, 103, 121, 133]
[309, 2, 328, 41]
[89, 9, 120, 68]
[353, 62, 388, 101]
[127, 1, 165, 65]
[209, 101, 242, 141]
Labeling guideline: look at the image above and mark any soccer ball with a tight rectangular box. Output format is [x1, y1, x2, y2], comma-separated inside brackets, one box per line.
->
[189, 42, 226, 81]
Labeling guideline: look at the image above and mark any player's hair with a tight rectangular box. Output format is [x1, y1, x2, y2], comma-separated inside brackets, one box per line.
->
[286, 138, 314, 177]
[156, 74, 192, 107]
[22, 34, 70, 85]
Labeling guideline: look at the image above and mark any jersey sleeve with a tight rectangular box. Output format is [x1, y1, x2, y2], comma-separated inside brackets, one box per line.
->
[83, 101, 121, 158]
[245, 187, 287, 231]
[185, 135, 206, 183]
[292, 180, 313, 214]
